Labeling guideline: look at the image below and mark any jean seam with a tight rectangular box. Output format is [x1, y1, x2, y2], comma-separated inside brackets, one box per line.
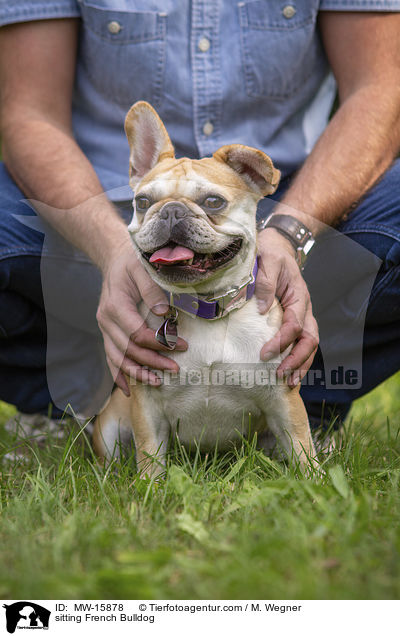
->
[342, 224, 400, 242]
[368, 264, 400, 312]
[0, 249, 93, 265]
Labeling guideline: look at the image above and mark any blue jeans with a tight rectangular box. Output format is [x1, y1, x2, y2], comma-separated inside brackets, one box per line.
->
[1, 161, 400, 423]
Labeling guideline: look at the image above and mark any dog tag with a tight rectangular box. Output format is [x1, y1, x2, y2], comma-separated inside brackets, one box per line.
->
[155, 309, 178, 350]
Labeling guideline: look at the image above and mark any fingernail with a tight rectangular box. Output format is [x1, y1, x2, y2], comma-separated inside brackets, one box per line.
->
[152, 303, 170, 315]
[291, 376, 300, 387]
[277, 368, 292, 380]
[149, 376, 162, 387]
[163, 360, 179, 372]
[258, 301, 268, 314]
[261, 350, 274, 361]
[176, 342, 188, 351]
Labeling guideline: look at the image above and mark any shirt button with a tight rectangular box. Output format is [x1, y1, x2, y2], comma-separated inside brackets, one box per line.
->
[282, 5, 296, 18]
[108, 20, 122, 34]
[203, 121, 214, 136]
[198, 37, 210, 52]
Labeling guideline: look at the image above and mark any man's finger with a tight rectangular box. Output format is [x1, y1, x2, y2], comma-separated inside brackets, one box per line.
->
[115, 369, 131, 396]
[126, 340, 180, 372]
[261, 303, 307, 360]
[287, 351, 316, 388]
[255, 259, 279, 314]
[99, 294, 187, 352]
[103, 321, 182, 372]
[121, 362, 162, 387]
[134, 264, 170, 315]
[106, 340, 162, 389]
[277, 336, 318, 380]
[126, 367, 163, 387]
[277, 313, 319, 376]
[103, 318, 187, 361]
[129, 324, 188, 353]
[106, 354, 130, 397]
[97, 293, 147, 341]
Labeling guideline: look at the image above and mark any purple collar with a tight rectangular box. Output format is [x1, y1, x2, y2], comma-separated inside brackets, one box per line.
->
[164, 259, 258, 320]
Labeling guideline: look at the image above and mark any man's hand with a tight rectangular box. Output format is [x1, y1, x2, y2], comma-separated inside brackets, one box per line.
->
[97, 241, 188, 396]
[256, 228, 319, 387]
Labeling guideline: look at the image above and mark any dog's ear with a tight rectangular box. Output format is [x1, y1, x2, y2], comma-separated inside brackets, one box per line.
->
[213, 144, 280, 196]
[125, 101, 175, 186]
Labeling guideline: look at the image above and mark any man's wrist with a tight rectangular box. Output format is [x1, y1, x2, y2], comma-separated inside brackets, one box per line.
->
[72, 198, 133, 273]
[258, 213, 315, 268]
[258, 226, 297, 259]
[97, 230, 133, 274]
[275, 203, 321, 235]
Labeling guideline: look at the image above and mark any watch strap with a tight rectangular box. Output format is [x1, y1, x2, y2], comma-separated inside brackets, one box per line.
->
[257, 213, 315, 269]
[258, 214, 313, 250]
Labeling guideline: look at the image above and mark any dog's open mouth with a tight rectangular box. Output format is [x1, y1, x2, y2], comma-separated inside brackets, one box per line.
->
[141, 238, 243, 274]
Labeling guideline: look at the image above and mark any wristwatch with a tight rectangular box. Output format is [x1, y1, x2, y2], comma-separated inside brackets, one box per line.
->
[257, 213, 315, 269]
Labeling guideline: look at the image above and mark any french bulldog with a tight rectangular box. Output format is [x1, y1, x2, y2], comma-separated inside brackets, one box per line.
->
[93, 101, 316, 476]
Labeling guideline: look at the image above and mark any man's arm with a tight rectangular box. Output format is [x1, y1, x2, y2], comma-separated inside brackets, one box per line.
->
[0, 20, 186, 394]
[281, 11, 400, 232]
[257, 11, 400, 385]
[0, 20, 123, 264]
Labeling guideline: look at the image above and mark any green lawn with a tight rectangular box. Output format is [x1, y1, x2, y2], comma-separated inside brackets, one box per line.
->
[0, 374, 399, 600]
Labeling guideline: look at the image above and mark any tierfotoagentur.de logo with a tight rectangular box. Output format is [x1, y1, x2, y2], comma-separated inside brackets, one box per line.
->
[2, 603, 51, 633]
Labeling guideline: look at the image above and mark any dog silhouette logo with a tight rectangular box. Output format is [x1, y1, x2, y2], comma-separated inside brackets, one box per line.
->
[3, 602, 51, 633]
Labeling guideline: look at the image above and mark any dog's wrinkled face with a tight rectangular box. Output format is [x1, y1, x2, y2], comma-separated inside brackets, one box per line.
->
[125, 102, 280, 293]
[130, 157, 257, 288]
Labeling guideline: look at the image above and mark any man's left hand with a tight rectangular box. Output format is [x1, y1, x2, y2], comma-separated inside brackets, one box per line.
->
[256, 227, 319, 387]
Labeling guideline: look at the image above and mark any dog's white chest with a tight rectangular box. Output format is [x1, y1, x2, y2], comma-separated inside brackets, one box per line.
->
[144, 299, 287, 449]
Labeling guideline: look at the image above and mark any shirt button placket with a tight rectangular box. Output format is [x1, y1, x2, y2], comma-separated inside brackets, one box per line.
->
[198, 36, 211, 52]
[191, 0, 223, 157]
[203, 121, 214, 136]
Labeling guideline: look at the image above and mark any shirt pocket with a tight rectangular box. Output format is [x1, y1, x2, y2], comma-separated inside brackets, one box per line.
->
[238, 0, 318, 100]
[78, 2, 167, 108]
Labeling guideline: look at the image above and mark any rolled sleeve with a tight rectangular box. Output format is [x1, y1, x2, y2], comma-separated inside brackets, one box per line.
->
[0, 1, 80, 27]
[320, 0, 400, 10]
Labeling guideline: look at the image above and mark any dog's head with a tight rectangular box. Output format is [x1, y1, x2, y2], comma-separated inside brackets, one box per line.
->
[125, 101, 280, 294]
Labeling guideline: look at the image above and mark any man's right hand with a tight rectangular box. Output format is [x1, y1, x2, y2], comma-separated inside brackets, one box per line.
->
[96, 241, 188, 396]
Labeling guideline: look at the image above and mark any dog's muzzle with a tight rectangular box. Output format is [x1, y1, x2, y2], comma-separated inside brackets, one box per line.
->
[155, 201, 194, 244]
[158, 201, 191, 221]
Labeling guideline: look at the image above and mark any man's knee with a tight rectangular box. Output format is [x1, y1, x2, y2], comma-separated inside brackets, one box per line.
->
[337, 158, 400, 266]
[0, 163, 44, 256]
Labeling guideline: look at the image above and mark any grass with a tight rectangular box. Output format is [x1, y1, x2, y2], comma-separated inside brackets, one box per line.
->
[0, 374, 399, 600]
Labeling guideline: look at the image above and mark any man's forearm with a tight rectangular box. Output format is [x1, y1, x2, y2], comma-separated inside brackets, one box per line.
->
[2, 114, 131, 271]
[280, 84, 400, 236]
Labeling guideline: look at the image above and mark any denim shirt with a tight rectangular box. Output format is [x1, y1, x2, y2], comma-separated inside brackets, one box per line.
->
[1, 0, 399, 200]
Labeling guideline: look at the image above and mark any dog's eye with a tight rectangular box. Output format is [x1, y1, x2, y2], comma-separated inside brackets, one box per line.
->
[135, 196, 152, 211]
[202, 195, 226, 212]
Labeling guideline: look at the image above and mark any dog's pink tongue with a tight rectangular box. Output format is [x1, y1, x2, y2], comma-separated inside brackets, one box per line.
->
[149, 245, 195, 265]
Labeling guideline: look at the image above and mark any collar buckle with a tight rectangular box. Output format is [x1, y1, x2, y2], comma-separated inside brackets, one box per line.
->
[167, 258, 258, 320]
[208, 273, 255, 319]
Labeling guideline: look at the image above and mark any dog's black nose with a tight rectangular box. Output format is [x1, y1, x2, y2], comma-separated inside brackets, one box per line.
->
[159, 201, 190, 221]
